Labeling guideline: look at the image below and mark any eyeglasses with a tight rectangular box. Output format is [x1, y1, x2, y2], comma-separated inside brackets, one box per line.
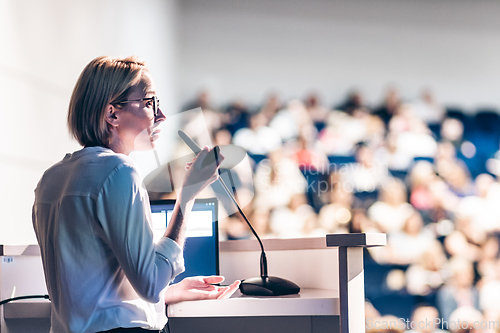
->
[116, 96, 160, 117]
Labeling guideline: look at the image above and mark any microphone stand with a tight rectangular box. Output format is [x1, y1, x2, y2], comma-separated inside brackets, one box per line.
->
[215, 162, 300, 296]
[177, 130, 299, 296]
[217, 176, 269, 279]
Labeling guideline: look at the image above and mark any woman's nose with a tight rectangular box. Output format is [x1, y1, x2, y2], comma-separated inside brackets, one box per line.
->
[155, 107, 167, 122]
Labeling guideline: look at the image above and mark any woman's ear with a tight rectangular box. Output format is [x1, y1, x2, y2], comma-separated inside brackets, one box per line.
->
[104, 104, 119, 128]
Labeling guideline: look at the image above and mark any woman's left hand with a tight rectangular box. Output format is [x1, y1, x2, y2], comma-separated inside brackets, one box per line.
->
[164, 276, 240, 305]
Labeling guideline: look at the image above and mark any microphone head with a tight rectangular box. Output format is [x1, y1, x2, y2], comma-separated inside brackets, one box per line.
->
[178, 130, 202, 153]
[178, 130, 248, 169]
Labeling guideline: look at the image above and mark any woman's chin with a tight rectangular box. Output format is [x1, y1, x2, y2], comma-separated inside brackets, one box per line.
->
[151, 132, 161, 141]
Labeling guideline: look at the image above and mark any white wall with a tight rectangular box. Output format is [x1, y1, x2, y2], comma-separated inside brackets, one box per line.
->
[0, 0, 178, 245]
[177, 0, 500, 111]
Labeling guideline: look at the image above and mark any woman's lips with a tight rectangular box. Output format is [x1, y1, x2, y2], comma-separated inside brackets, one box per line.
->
[151, 128, 161, 141]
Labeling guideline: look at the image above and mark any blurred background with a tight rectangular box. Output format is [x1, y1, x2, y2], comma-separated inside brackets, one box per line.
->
[3, 0, 500, 330]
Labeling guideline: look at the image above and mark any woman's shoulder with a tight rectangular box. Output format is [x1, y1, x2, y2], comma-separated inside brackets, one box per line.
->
[75, 147, 136, 169]
[36, 147, 142, 200]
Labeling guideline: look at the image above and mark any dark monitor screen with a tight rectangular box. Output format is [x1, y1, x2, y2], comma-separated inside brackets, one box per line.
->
[150, 198, 219, 284]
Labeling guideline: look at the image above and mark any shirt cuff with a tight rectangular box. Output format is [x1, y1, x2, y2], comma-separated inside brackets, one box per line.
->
[155, 237, 185, 279]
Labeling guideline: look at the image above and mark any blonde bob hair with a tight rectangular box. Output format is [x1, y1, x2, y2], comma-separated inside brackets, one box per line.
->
[68, 56, 147, 147]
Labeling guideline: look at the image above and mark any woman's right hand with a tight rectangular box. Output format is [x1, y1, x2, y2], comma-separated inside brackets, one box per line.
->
[179, 146, 223, 203]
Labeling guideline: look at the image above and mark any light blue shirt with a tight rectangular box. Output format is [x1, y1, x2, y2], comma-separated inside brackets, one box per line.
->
[32, 147, 184, 333]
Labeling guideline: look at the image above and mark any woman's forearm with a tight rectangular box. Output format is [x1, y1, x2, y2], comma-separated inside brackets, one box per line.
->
[163, 189, 195, 247]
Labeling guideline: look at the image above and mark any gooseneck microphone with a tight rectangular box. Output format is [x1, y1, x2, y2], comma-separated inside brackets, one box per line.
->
[178, 130, 300, 296]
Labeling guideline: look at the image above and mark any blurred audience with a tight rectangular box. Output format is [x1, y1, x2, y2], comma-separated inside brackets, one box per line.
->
[176, 87, 500, 328]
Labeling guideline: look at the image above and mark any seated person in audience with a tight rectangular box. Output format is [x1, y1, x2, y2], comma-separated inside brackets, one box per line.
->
[444, 230, 481, 262]
[343, 143, 389, 207]
[434, 143, 474, 200]
[408, 161, 439, 221]
[289, 134, 329, 211]
[405, 240, 447, 296]
[269, 192, 321, 238]
[213, 128, 233, 146]
[289, 134, 329, 173]
[387, 211, 435, 265]
[363, 114, 387, 149]
[223, 214, 252, 240]
[253, 149, 307, 211]
[413, 89, 446, 127]
[448, 306, 483, 333]
[439, 118, 464, 149]
[476, 235, 500, 284]
[455, 213, 487, 247]
[458, 174, 500, 236]
[317, 108, 369, 157]
[388, 108, 438, 161]
[250, 207, 275, 239]
[183, 89, 214, 111]
[403, 304, 448, 333]
[479, 256, 500, 326]
[259, 92, 282, 123]
[350, 208, 380, 234]
[222, 98, 250, 136]
[436, 256, 480, 322]
[304, 92, 330, 131]
[441, 161, 475, 198]
[367, 177, 414, 234]
[336, 90, 370, 116]
[435, 141, 460, 177]
[485, 143, 500, 176]
[318, 180, 353, 233]
[182, 90, 223, 142]
[383, 132, 415, 176]
[421, 175, 460, 220]
[372, 87, 401, 127]
[268, 100, 301, 143]
[269, 99, 316, 144]
[232, 112, 282, 160]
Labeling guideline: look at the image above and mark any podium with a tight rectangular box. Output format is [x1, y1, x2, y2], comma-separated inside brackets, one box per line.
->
[168, 233, 386, 333]
[0, 233, 385, 333]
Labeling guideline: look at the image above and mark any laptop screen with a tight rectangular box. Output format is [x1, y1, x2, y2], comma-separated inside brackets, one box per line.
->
[150, 198, 219, 284]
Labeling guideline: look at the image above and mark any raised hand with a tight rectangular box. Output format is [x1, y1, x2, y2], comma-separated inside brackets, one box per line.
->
[179, 146, 224, 203]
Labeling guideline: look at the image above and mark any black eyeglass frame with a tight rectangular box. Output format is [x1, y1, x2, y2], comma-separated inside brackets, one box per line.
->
[115, 96, 160, 117]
